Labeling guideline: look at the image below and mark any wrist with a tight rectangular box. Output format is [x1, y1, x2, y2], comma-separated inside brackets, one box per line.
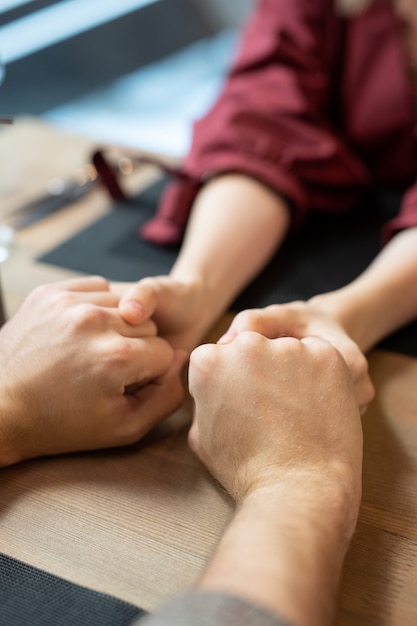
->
[242, 467, 361, 545]
[201, 472, 360, 626]
[167, 271, 229, 346]
[308, 289, 372, 351]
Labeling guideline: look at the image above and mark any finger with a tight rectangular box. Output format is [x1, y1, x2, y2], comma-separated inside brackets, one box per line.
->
[110, 280, 133, 295]
[123, 351, 187, 439]
[125, 335, 177, 386]
[116, 279, 158, 326]
[71, 303, 158, 338]
[217, 309, 261, 344]
[188, 342, 223, 397]
[97, 307, 158, 338]
[299, 334, 351, 364]
[301, 336, 375, 408]
[55, 276, 110, 292]
[300, 335, 333, 348]
[356, 375, 375, 411]
[118, 317, 157, 338]
[301, 336, 374, 413]
[218, 305, 294, 343]
[72, 291, 121, 308]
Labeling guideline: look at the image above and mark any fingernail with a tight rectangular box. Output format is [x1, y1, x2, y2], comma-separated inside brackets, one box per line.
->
[122, 300, 145, 321]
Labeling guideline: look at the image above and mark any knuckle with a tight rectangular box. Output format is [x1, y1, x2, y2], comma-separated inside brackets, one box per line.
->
[189, 344, 221, 391]
[234, 308, 262, 327]
[318, 338, 339, 357]
[232, 331, 268, 361]
[364, 377, 376, 404]
[107, 338, 135, 366]
[346, 348, 369, 381]
[307, 337, 344, 366]
[190, 343, 218, 373]
[28, 283, 57, 303]
[99, 342, 138, 382]
[355, 352, 369, 376]
[68, 302, 107, 331]
[234, 329, 264, 350]
[29, 284, 75, 311]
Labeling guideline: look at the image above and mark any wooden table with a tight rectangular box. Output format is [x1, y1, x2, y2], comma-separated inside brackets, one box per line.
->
[1, 118, 417, 625]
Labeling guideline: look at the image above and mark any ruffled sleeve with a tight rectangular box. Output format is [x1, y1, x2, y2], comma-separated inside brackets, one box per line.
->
[141, 0, 370, 245]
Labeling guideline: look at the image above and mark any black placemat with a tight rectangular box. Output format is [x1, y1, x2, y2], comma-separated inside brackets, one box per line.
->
[0, 553, 146, 625]
[39, 180, 417, 357]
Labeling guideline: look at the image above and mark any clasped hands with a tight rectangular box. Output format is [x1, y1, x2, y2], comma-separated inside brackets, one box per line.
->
[0, 272, 373, 524]
[114, 277, 372, 502]
[116, 276, 375, 412]
[115, 277, 367, 531]
[0, 276, 185, 467]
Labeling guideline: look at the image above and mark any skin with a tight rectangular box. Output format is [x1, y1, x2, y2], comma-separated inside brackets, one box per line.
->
[186, 333, 363, 626]
[216, 226, 417, 413]
[0, 276, 185, 467]
[217, 303, 376, 412]
[114, 174, 291, 353]
[114, 184, 417, 413]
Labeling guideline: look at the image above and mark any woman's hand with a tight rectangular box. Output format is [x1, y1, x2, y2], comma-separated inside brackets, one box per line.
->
[219, 301, 375, 412]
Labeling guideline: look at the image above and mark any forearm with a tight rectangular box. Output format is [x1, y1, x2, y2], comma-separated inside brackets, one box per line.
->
[310, 227, 417, 352]
[198, 479, 358, 626]
[170, 174, 290, 335]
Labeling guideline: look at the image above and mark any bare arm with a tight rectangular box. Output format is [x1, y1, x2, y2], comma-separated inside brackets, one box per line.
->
[309, 227, 417, 352]
[170, 174, 290, 336]
[198, 481, 353, 626]
[118, 174, 290, 353]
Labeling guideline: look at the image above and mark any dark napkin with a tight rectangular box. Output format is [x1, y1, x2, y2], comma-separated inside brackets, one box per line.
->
[0, 553, 146, 625]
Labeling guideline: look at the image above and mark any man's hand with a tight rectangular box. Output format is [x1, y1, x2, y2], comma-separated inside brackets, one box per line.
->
[188, 333, 364, 626]
[219, 302, 375, 412]
[188, 331, 363, 512]
[0, 276, 185, 467]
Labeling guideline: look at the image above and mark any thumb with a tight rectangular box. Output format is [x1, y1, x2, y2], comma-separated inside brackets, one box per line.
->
[117, 279, 158, 325]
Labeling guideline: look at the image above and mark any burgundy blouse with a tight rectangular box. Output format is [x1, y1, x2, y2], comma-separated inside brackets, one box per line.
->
[141, 0, 417, 246]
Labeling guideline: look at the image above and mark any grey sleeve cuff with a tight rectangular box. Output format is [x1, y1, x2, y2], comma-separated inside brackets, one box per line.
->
[132, 590, 296, 626]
